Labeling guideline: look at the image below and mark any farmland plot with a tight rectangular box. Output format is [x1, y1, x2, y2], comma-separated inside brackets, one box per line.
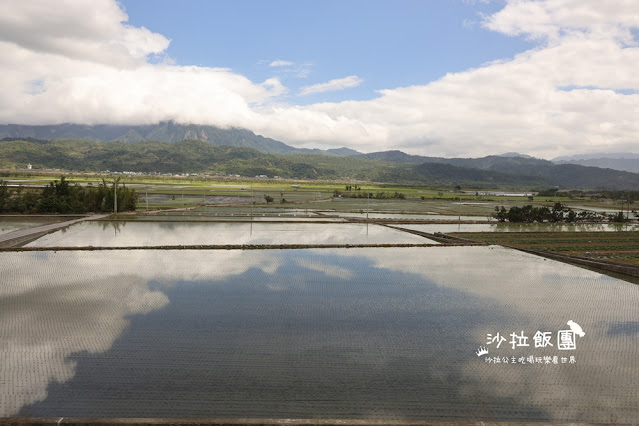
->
[1, 247, 638, 422]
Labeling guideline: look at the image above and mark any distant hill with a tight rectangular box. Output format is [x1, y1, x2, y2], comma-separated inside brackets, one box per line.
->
[358, 150, 553, 171]
[552, 153, 639, 173]
[325, 147, 361, 156]
[357, 150, 639, 190]
[552, 158, 639, 173]
[0, 138, 343, 179]
[3, 124, 639, 190]
[498, 152, 535, 159]
[370, 162, 547, 187]
[0, 122, 360, 157]
[356, 151, 550, 173]
[3, 137, 639, 190]
[553, 152, 639, 161]
[0, 137, 550, 187]
[356, 150, 434, 164]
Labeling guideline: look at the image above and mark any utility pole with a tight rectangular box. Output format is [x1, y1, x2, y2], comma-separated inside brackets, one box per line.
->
[367, 190, 369, 220]
[114, 179, 117, 215]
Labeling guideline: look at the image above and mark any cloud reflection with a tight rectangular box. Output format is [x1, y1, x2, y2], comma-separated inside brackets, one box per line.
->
[0, 273, 168, 415]
[335, 246, 639, 422]
[2, 247, 638, 421]
[0, 249, 281, 416]
[25, 222, 435, 247]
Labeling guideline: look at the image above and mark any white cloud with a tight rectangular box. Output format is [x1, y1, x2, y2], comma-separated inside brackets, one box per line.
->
[294, 63, 314, 78]
[269, 59, 294, 67]
[0, 0, 169, 68]
[265, 60, 313, 78]
[299, 75, 363, 96]
[2, 0, 639, 158]
[484, 0, 639, 43]
[0, 44, 284, 125]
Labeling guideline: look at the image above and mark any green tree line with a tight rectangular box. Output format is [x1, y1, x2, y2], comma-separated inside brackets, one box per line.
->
[0, 177, 138, 214]
[492, 203, 630, 223]
[332, 189, 406, 199]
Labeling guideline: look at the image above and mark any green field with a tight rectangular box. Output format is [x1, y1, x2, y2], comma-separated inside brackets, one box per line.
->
[454, 231, 639, 266]
[2, 171, 635, 217]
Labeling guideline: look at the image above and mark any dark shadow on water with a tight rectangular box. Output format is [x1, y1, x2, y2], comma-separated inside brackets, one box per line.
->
[607, 321, 639, 336]
[99, 220, 125, 233]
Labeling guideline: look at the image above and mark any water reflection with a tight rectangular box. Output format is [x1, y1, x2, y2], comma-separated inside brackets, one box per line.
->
[0, 218, 65, 235]
[0, 250, 280, 417]
[606, 321, 639, 336]
[126, 215, 346, 222]
[100, 220, 125, 233]
[0, 269, 169, 415]
[338, 246, 639, 422]
[25, 221, 436, 247]
[332, 212, 482, 221]
[1, 247, 638, 421]
[398, 223, 639, 233]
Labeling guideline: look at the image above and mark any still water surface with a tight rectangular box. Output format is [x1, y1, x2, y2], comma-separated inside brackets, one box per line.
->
[328, 212, 484, 221]
[25, 221, 435, 247]
[396, 223, 639, 233]
[0, 217, 66, 235]
[1, 247, 637, 421]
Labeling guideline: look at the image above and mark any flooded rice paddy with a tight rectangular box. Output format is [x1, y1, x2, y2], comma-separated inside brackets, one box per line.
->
[396, 223, 639, 234]
[24, 221, 436, 247]
[0, 217, 68, 235]
[1, 246, 638, 421]
[130, 215, 347, 222]
[194, 206, 319, 214]
[320, 212, 485, 221]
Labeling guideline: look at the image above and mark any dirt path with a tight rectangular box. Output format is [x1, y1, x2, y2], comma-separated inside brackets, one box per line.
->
[0, 214, 110, 247]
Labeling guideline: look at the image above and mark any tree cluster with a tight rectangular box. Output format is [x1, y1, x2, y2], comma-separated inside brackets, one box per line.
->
[494, 203, 586, 223]
[0, 177, 138, 214]
[333, 189, 405, 199]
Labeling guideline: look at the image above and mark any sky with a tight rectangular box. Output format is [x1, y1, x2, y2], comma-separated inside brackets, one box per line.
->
[1, 0, 639, 159]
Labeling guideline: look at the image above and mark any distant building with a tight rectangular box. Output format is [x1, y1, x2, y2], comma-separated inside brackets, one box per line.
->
[27, 163, 32, 170]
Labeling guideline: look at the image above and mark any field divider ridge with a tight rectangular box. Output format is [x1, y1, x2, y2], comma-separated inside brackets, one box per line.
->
[0, 243, 468, 252]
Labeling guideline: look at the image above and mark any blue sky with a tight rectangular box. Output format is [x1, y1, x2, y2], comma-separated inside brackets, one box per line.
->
[2, 0, 639, 158]
[120, 0, 532, 105]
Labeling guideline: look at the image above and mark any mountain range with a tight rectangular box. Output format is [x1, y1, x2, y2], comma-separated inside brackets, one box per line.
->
[551, 153, 639, 173]
[0, 122, 360, 157]
[1, 122, 639, 191]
